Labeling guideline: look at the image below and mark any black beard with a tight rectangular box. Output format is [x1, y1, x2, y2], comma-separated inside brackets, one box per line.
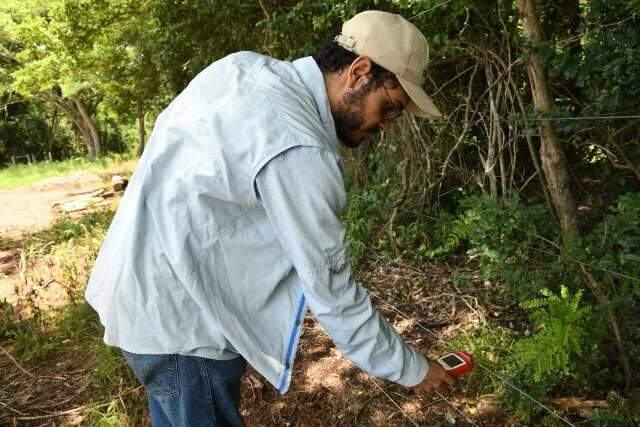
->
[333, 106, 365, 148]
[332, 85, 377, 149]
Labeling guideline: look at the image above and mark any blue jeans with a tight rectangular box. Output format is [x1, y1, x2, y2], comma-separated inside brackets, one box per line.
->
[121, 350, 246, 427]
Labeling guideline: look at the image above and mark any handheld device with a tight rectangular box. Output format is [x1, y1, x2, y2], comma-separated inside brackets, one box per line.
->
[437, 352, 474, 377]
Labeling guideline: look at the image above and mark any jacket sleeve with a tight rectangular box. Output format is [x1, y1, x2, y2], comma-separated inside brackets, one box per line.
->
[255, 145, 428, 387]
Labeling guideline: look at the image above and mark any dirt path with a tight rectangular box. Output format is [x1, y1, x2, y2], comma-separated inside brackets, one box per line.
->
[0, 172, 104, 240]
[0, 172, 117, 306]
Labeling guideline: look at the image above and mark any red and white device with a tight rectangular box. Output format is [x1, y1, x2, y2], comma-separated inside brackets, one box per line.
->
[437, 352, 474, 377]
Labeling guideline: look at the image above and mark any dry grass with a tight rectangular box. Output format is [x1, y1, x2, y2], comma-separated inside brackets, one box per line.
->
[0, 155, 135, 190]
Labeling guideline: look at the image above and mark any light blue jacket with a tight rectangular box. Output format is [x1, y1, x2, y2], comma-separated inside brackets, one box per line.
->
[85, 52, 428, 393]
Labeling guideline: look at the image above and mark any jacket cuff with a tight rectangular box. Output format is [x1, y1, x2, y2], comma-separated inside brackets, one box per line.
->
[396, 351, 429, 387]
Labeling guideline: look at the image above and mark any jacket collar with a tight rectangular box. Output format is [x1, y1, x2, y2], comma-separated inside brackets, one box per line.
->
[292, 56, 338, 152]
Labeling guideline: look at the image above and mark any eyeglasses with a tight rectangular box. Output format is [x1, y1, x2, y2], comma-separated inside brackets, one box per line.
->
[381, 85, 405, 121]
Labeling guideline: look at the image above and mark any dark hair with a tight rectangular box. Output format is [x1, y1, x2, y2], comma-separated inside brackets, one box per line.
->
[313, 36, 399, 90]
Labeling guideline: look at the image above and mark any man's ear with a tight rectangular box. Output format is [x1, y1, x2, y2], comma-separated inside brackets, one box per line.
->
[346, 56, 373, 89]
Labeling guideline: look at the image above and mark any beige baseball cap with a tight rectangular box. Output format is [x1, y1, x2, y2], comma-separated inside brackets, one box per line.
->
[334, 10, 441, 118]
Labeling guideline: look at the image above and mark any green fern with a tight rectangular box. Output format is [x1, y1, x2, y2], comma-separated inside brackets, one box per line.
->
[513, 286, 591, 382]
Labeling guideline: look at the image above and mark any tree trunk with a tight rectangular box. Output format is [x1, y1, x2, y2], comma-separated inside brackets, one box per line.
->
[46, 109, 59, 157]
[43, 91, 101, 159]
[517, 0, 578, 235]
[136, 98, 146, 157]
[75, 117, 96, 158]
[72, 96, 101, 157]
[66, 103, 96, 158]
[61, 98, 95, 158]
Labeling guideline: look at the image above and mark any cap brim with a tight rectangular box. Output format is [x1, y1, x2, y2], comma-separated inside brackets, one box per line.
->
[398, 76, 442, 119]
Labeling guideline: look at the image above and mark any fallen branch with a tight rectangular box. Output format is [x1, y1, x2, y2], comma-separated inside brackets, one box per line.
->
[0, 344, 33, 377]
[548, 397, 608, 410]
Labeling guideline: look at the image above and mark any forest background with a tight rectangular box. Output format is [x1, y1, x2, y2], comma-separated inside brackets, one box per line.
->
[1, 0, 639, 425]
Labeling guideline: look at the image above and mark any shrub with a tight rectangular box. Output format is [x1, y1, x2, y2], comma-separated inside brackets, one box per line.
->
[513, 286, 592, 382]
[427, 192, 558, 299]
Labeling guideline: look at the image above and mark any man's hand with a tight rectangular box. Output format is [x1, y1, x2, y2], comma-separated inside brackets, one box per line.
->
[413, 360, 455, 394]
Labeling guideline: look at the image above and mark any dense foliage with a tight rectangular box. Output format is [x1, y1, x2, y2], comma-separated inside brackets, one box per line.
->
[1, 0, 639, 424]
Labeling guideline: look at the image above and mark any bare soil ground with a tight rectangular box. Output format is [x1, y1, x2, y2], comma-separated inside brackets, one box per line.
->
[0, 172, 103, 239]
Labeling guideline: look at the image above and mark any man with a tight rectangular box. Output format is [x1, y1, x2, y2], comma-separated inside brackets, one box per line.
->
[86, 10, 454, 426]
